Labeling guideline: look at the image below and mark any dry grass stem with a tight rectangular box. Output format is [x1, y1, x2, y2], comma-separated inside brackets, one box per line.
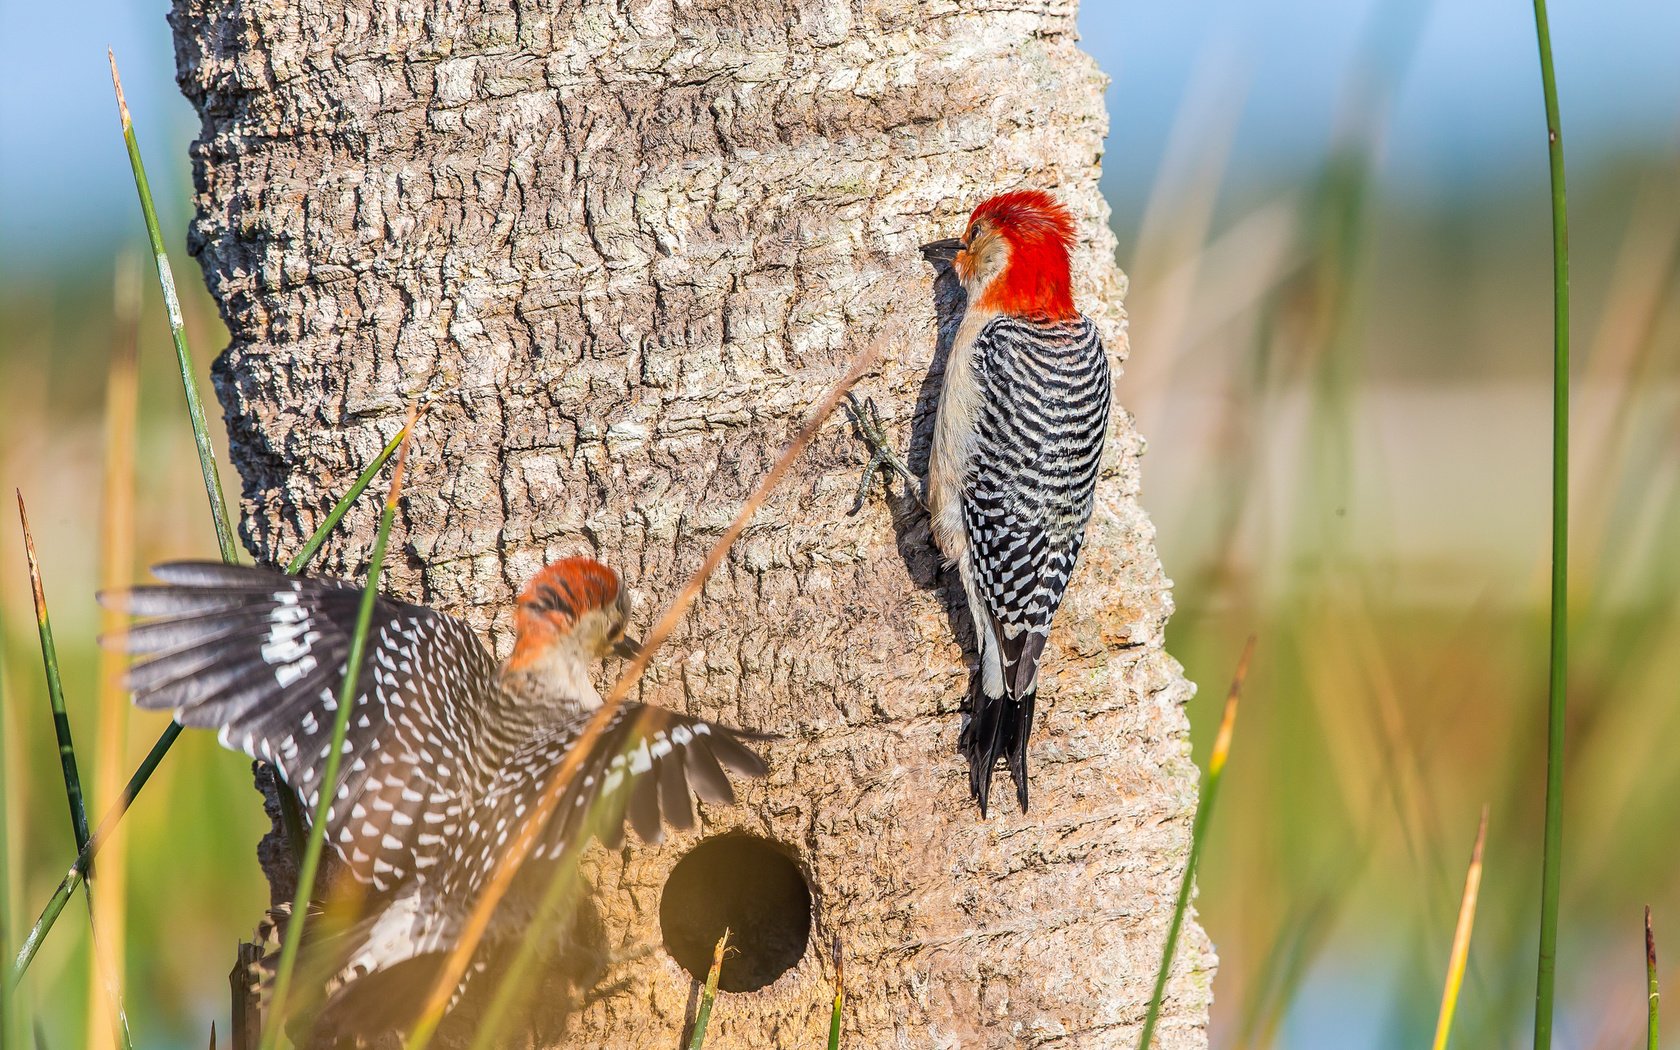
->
[1430, 806, 1489, 1050]
[87, 253, 141, 1050]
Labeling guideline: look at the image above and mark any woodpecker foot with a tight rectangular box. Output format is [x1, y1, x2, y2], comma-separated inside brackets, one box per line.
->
[843, 392, 925, 515]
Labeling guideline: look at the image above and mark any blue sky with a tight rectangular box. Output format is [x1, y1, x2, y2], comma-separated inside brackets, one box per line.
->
[2, 1, 1677, 276]
[1094, 1, 1680, 207]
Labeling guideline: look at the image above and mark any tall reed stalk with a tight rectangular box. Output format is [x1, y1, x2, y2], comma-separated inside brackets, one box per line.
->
[108, 52, 237, 562]
[828, 936, 844, 1050]
[88, 252, 141, 1050]
[1138, 636, 1255, 1050]
[1528, 0, 1570, 1045]
[1430, 806, 1488, 1050]
[107, 45, 264, 870]
[18, 500, 91, 854]
[0, 603, 16, 1050]
[686, 930, 730, 1050]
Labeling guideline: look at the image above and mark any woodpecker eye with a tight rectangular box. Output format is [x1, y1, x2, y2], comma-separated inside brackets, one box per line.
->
[966, 223, 979, 245]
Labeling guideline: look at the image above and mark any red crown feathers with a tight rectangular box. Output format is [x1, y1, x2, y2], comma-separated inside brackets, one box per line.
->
[507, 557, 623, 670]
[968, 189, 1078, 320]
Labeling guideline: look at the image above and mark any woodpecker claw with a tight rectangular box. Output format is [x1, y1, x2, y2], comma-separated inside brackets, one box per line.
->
[843, 392, 925, 515]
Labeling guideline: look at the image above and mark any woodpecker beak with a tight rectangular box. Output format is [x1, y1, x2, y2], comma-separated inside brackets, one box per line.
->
[919, 238, 964, 264]
[611, 635, 643, 659]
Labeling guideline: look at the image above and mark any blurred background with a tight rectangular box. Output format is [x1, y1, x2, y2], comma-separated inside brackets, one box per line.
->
[3, 0, 1679, 1046]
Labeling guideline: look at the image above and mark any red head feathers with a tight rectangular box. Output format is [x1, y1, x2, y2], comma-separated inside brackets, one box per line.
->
[962, 189, 1078, 320]
[508, 557, 627, 671]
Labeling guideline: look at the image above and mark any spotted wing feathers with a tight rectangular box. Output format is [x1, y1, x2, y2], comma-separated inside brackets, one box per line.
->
[450, 705, 771, 896]
[107, 561, 494, 891]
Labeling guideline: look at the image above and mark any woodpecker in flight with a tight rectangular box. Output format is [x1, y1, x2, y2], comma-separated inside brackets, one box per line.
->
[107, 556, 769, 1035]
[852, 190, 1111, 815]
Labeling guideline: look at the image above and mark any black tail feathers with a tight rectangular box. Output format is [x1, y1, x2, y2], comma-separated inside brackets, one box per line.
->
[959, 685, 1038, 816]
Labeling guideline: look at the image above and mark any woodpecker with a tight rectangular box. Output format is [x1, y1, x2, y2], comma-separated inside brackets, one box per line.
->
[107, 556, 769, 1035]
[856, 190, 1110, 815]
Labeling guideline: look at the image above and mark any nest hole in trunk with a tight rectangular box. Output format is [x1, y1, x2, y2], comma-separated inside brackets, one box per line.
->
[658, 833, 812, 993]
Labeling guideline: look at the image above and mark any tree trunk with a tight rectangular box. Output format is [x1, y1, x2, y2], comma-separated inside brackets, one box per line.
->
[170, 1, 1212, 1046]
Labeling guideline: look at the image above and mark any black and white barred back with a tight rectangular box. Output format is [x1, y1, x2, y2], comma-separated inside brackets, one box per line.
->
[959, 314, 1110, 814]
[109, 561, 768, 1036]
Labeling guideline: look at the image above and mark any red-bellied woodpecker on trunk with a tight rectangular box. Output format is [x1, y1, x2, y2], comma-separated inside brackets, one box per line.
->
[104, 556, 771, 1037]
[853, 190, 1112, 816]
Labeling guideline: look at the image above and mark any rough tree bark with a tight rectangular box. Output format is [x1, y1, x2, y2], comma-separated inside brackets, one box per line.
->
[170, 0, 1212, 1046]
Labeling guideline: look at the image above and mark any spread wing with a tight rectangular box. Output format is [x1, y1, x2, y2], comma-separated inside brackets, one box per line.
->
[445, 703, 772, 897]
[108, 561, 494, 891]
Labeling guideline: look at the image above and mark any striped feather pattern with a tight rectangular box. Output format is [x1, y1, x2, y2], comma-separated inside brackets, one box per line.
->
[958, 313, 1110, 810]
[964, 314, 1109, 656]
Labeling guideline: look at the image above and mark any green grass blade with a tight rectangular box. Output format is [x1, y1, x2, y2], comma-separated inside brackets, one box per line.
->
[261, 409, 418, 1050]
[18, 496, 92, 853]
[272, 422, 411, 865]
[8, 416, 409, 985]
[1647, 907, 1659, 1050]
[10, 720, 182, 986]
[12, 865, 78, 989]
[687, 929, 729, 1050]
[284, 426, 410, 575]
[17, 497, 134, 1047]
[108, 51, 237, 564]
[1430, 807, 1489, 1050]
[1528, 1, 1570, 1045]
[827, 936, 843, 1050]
[1138, 636, 1254, 1050]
